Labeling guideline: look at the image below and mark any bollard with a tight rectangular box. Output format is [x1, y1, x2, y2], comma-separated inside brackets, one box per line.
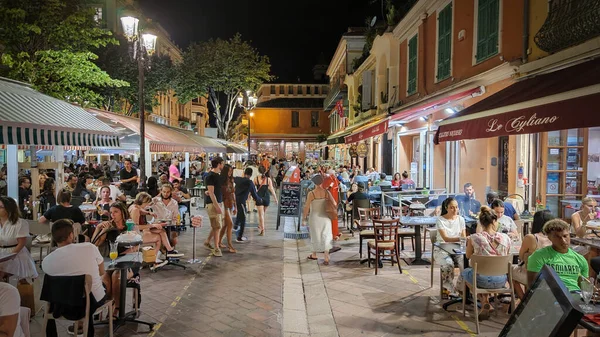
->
[188, 215, 203, 264]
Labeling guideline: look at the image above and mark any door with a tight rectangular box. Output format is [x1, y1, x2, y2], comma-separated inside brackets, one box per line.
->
[381, 133, 393, 175]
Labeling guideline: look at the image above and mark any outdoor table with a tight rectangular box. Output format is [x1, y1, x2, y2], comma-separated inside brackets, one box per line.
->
[571, 237, 600, 250]
[399, 216, 437, 265]
[0, 252, 16, 263]
[79, 203, 96, 213]
[102, 253, 154, 331]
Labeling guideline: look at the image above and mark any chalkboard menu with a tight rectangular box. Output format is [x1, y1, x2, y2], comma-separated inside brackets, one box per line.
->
[278, 183, 301, 216]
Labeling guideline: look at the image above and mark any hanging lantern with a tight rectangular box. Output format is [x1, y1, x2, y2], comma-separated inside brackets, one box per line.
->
[141, 33, 157, 55]
[120, 16, 139, 40]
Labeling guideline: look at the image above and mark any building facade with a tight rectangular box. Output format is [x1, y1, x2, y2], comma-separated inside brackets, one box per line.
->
[250, 83, 330, 162]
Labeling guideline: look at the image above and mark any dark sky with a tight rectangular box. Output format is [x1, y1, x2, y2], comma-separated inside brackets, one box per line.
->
[138, 0, 383, 83]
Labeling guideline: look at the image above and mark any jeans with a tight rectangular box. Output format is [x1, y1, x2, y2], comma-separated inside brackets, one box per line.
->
[461, 268, 507, 289]
[235, 202, 246, 239]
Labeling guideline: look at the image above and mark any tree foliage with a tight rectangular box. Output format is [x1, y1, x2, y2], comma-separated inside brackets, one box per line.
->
[0, 0, 128, 107]
[175, 34, 273, 139]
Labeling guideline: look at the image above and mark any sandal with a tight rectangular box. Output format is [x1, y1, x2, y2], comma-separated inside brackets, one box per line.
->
[323, 260, 330, 265]
[307, 255, 318, 260]
[228, 247, 237, 253]
[478, 303, 492, 321]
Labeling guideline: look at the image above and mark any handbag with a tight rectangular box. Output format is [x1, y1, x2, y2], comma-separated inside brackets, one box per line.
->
[324, 191, 338, 221]
[17, 282, 35, 314]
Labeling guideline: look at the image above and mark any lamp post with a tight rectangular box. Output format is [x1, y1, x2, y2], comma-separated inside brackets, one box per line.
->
[238, 92, 257, 158]
[120, 16, 157, 190]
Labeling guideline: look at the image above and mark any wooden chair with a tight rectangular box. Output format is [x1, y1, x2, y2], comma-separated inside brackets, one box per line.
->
[356, 207, 380, 258]
[350, 199, 371, 236]
[428, 229, 444, 299]
[41, 274, 114, 337]
[462, 255, 515, 334]
[367, 218, 402, 275]
[390, 206, 416, 250]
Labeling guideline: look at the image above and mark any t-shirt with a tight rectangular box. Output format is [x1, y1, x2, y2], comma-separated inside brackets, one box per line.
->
[0, 282, 23, 337]
[18, 187, 31, 214]
[205, 171, 222, 204]
[503, 202, 517, 219]
[107, 160, 119, 172]
[497, 215, 517, 234]
[119, 168, 137, 189]
[169, 164, 181, 183]
[527, 246, 589, 291]
[108, 185, 123, 202]
[436, 216, 466, 243]
[42, 243, 106, 301]
[43, 205, 86, 224]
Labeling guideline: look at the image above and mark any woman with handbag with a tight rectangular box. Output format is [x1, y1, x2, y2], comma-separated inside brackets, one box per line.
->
[302, 174, 337, 265]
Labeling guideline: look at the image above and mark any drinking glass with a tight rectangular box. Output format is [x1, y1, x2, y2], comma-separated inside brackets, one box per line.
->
[580, 276, 595, 312]
[109, 241, 118, 266]
[459, 237, 467, 252]
[84, 194, 90, 203]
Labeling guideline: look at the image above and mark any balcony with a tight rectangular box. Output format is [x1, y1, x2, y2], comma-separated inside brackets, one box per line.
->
[323, 80, 347, 110]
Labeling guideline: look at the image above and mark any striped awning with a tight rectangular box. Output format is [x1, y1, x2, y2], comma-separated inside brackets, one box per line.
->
[215, 139, 247, 154]
[175, 129, 227, 153]
[0, 77, 119, 147]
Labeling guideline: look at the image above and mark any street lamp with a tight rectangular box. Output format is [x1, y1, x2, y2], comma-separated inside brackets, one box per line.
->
[238, 91, 258, 157]
[120, 15, 157, 190]
[248, 111, 255, 155]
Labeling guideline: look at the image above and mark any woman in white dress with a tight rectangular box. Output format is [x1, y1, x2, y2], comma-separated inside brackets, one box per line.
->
[0, 196, 38, 282]
[303, 174, 336, 265]
[434, 197, 466, 298]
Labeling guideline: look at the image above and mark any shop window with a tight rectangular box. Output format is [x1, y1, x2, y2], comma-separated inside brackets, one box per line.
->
[407, 34, 418, 95]
[291, 111, 299, 128]
[475, 0, 500, 63]
[311, 111, 319, 127]
[437, 2, 452, 81]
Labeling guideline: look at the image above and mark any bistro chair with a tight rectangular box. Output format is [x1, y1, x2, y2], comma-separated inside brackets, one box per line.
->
[350, 199, 372, 236]
[356, 207, 380, 258]
[367, 218, 402, 275]
[428, 229, 444, 299]
[462, 255, 515, 334]
[391, 206, 416, 251]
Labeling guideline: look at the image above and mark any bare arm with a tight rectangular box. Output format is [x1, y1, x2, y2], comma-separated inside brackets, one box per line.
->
[0, 314, 18, 337]
[527, 271, 538, 288]
[303, 192, 314, 220]
[268, 178, 277, 203]
[465, 237, 474, 259]
[438, 228, 460, 243]
[12, 237, 26, 254]
[519, 234, 536, 262]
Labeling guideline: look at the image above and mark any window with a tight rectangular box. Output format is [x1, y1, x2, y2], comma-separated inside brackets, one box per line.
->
[306, 86, 311, 95]
[279, 85, 284, 94]
[475, 0, 500, 63]
[407, 35, 418, 95]
[93, 7, 103, 23]
[291, 111, 299, 128]
[270, 85, 275, 94]
[298, 86, 303, 95]
[288, 86, 294, 95]
[437, 3, 452, 81]
[311, 111, 319, 127]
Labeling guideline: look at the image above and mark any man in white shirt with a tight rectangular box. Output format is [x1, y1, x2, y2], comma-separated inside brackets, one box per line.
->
[42, 219, 107, 337]
[0, 282, 23, 337]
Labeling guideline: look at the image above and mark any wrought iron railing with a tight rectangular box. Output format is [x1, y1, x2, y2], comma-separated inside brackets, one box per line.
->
[534, 0, 600, 53]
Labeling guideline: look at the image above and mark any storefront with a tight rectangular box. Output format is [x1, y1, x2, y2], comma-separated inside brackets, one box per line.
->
[344, 119, 388, 172]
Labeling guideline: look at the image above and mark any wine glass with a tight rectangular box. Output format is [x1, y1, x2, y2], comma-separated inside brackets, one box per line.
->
[109, 241, 118, 266]
[84, 193, 90, 203]
[580, 276, 595, 312]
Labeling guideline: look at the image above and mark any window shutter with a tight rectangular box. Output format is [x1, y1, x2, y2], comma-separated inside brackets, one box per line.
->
[476, 0, 499, 63]
[437, 3, 452, 80]
[407, 35, 418, 95]
[362, 71, 372, 109]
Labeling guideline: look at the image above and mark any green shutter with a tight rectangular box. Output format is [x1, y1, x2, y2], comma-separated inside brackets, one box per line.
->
[437, 3, 452, 81]
[407, 35, 418, 95]
[476, 0, 500, 63]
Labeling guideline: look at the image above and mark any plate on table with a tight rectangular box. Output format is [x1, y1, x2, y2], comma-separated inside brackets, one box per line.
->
[588, 220, 600, 230]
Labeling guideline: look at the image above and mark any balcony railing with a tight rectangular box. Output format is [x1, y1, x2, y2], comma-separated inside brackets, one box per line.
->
[323, 81, 347, 110]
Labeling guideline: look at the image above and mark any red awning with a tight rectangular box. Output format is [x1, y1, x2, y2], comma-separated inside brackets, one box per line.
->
[435, 58, 600, 143]
[344, 119, 388, 144]
[390, 86, 484, 122]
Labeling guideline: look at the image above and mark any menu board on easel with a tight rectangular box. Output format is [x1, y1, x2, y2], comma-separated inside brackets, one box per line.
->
[276, 182, 302, 230]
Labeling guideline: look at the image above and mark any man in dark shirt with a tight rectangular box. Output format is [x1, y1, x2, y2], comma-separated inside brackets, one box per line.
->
[455, 182, 481, 217]
[233, 168, 262, 242]
[119, 158, 138, 197]
[204, 157, 224, 257]
[18, 176, 32, 218]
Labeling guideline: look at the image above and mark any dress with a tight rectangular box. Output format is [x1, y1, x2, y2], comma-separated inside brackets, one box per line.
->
[0, 218, 38, 279]
[308, 192, 333, 252]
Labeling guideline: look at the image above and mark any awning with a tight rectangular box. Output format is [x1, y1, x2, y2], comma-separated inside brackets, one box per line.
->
[344, 119, 388, 144]
[215, 140, 247, 154]
[390, 86, 484, 122]
[435, 58, 600, 143]
[327, 130, 350, 145]
[0, 77, 119, 147]
[175, 129, 227, 153]
[91, 110, 205, 153]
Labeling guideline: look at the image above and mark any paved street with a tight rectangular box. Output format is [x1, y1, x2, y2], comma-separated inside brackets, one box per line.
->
[29, 206, 513, 337]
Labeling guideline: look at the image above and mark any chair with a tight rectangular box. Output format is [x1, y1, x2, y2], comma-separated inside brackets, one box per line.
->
[462, 255, 515, 334]
[350, 199, 371, 236]
[390, 206, 416, 250]
[367, 218, 402, 275]
[70, 196, 84, 208]
[41, 274, 114, 337]
[428, 229, 444, 299]
[20, 307, 31, 337]
[356, 207, 379, 258]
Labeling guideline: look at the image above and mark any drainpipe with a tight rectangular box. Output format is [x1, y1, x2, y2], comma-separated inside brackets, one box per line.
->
[522, 0, 530, 64]
[421, 13, 429, 96]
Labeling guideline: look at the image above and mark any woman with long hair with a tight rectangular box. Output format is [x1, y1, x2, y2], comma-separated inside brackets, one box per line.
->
[0, 196, 38, 282]
[147, 176, 159, 197]
[462, 206, 511, 320]
[391, 172, 402, 187]
[254, 166, 278, 235]
[573, 197, 598, 238]
[219, 164, 237, 253]
[94, 185, 112, 221]
[434, 197, 466, 298]
[38, 177, 56, 213]
[303, 174, 335, 265]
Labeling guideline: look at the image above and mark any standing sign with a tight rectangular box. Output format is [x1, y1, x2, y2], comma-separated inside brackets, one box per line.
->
[276, 182, 303, 230]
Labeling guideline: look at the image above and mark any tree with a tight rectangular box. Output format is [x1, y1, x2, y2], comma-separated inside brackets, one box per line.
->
[0, 0, 128, 107]
[175, 34, 273, 139]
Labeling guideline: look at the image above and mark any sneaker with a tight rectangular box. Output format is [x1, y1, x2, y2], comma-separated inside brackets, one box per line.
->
[236, 237, 248, 243]
[167, 250, 184, 258]
[212, 249, 223, 257]
[155, 257, 163, 264]
[153, 260, 168, 269]
[156, 251, 165, 261]
[67, 325, 83, 336]
[204, 242, 213, 250]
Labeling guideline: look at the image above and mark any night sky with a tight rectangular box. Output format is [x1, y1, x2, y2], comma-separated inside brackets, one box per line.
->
[139, 0, 383, 83]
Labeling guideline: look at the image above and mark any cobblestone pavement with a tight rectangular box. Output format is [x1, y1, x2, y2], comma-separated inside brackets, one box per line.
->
[28, 205, 518, 337]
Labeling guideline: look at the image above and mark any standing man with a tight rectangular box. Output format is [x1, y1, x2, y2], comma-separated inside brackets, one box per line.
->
[119, 158, 139, 197]
[456, 182, 481, 217]
[204, 157, 225, 257]
[18, 177, 32, 219]
[107, 155, 119, 178]
[172, 180, 191, 225]
[233, 167, 262, 242]
[322, 170, 341, 240]
[169, 158, 182, 183]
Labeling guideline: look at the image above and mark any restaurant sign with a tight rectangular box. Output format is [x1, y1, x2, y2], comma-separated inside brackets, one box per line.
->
[345, 120, 388, 144]
[435, 93, 600, 143]
[349, 144, 358, 157]
[356, 143, 368, 157]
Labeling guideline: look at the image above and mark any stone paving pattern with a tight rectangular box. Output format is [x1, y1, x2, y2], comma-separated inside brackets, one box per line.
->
[26, 205, 526, 336]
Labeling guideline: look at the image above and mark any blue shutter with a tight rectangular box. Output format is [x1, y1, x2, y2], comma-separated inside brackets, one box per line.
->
[476, 0, 500, 63]
[437, 3, 453, 80]
[407, 35, 418, 95]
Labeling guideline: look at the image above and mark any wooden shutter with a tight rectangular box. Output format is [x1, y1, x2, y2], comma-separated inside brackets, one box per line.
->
[407, 35, 418, 95]
[437, 3, 452, 80]
[476, 0, 500, 63]
[362, 70, 372, 109]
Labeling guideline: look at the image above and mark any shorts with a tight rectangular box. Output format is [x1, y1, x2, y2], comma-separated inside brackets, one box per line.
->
[207, 203, 223, 230]
[461, 268, 507, 289]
